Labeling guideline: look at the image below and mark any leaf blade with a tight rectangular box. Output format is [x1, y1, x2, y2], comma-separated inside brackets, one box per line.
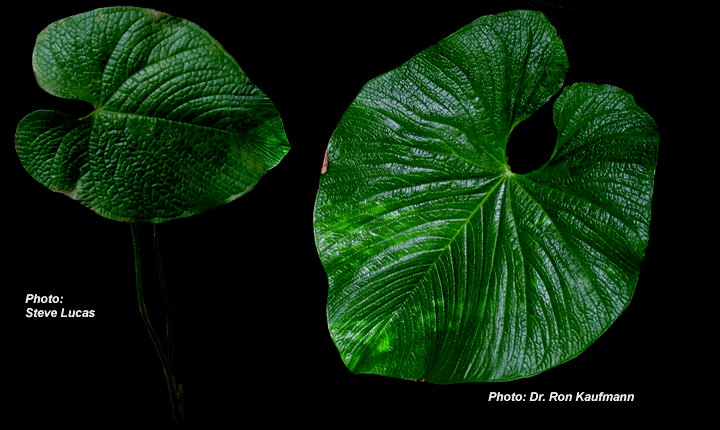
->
[18, 6, 289, 223]
[315, 11, 658, 383]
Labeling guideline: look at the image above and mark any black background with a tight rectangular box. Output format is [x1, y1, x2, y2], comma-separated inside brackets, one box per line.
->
[7, 2, 677, 425]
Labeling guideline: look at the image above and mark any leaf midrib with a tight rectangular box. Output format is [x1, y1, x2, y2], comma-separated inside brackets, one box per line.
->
[84, 108, 247, 137]
[352, 172, 507, 373]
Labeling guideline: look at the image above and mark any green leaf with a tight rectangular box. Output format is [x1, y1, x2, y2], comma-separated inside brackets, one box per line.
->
[314, 10, 658, 383]
[16, 6, 289, 223]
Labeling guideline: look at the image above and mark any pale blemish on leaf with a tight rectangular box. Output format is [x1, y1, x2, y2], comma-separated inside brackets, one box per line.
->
[321, 147, 328, 174]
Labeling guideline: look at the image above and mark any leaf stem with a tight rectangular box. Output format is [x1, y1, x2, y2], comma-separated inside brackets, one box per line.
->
[131, 223, 184, 423]
[154, 225, 174, 372]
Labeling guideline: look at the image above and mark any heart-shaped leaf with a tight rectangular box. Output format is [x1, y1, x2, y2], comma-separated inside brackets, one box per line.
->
[314, 10, 658, 382]
[16, 6, 289, 223]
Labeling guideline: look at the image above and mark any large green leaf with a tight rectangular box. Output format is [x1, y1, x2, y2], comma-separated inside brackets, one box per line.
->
[16, 6, 289, 223]
[314, 10, 658, 383]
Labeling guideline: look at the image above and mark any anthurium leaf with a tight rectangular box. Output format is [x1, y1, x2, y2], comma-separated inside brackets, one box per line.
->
[16, 6, 289, 223]
[314, 10, 658, 383]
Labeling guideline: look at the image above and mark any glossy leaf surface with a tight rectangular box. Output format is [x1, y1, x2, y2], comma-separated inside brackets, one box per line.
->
[16, 7, 289, 223]
[314, 10, 658, 382]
